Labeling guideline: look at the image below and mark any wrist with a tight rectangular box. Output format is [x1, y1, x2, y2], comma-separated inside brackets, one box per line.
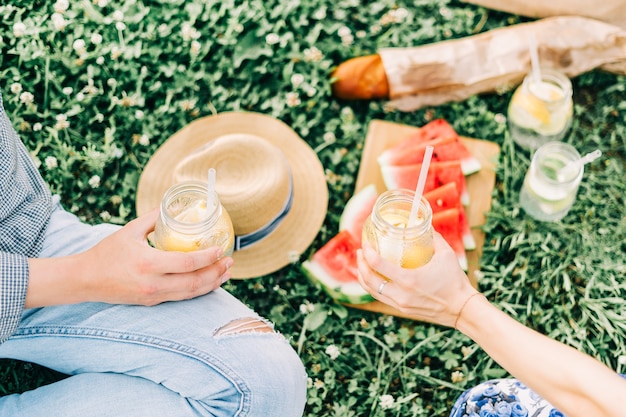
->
[454, 292, 486, 330]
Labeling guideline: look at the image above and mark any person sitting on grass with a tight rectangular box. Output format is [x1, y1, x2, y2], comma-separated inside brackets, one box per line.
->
[357, 231, 626, 417]
[0, 93, 306, 416]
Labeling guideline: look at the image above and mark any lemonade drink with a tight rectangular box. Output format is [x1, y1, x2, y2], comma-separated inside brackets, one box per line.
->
[519, 142, 583, 222]
[154, 181, 235, 256]
[508, 68, 573, 150]
[362, 190, 434, 270]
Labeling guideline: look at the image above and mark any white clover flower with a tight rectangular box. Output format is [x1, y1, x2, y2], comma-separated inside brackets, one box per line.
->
[337, 26, 351, 38]
[157, 23, 169, 37]
[115, 21, 126, 31]
[73, 39, 86, 54]
[313, 9, 326, 20]
[325, 345, 340, 360]
[90, 33, 103, 45]
[285, 92, 301, 107]
[110, 145, 124, 159]
[494, 113, 506, 124]
[181, 23, 200, 41]
[439, 7, 453, 18]
[95, 0, 108, 7]
[382, 315, 394, 327]
[138, 134, 150, 146]
[96, 56, 105, 65]
[303, 46, 323, 62]
[451, 370, 465, 383]
[19, 92, 35, 105]
[190, 40, 201, 55]
[341, 34, 354, 46]
[305, 85, 317, 96]
[88, 175, 101, 188]
[299, 302, 315, 314]
[10, 83, 22, 94]
[265, 33, 279, 45]
[53, 0, 69, 13]
[135, 110, 144, 119]
[33, 122, 43, 131]
[76, 92, 85, 101]
[618, 355, 626, 365]
[394, 7, 409, 21]
[51, 13, 67, 31]
[13, 22, 27, 37]
[44, 156, 58, 169]
[99, 211, 112, 222]
[290, 73, 304, 87]
[62, 87, 73, 95]
[322, 132, 335, 143]
[112, 10, 124, 21]
[356, 30, 366, 39]
[95, 113, 104, 123]
[54, 114, 70, 130]
[379, 394, 395, 409]
[313, 379, 324, 389]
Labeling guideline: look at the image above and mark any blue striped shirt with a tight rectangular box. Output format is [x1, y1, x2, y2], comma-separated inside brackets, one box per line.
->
[0, 94, 52, 343]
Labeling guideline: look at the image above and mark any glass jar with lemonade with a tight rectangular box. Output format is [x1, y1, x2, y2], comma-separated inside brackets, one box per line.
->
[362, 189, 434, 270]
[507, 68, 573, 150]
[153, 180, 234, 256]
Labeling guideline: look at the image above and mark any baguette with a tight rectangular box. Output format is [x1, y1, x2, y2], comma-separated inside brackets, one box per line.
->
[331, 54, 390, 100]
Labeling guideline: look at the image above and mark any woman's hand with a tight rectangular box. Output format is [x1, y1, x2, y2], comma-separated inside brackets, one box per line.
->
[356, 231, 476, 328]
[26, 209, 233, 308]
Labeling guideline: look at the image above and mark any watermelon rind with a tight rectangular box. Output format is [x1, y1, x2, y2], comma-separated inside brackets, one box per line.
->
[339, 184, 378, 245]
[460, 158, 482, 177]
[301, 260, 375, 305]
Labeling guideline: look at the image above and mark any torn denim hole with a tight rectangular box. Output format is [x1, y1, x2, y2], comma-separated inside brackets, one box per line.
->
[214, 317, 275, 338]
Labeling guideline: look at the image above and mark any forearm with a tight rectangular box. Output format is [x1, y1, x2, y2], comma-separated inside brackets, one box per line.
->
[457, 295, 626, 417]
[25, 254, 91, 308]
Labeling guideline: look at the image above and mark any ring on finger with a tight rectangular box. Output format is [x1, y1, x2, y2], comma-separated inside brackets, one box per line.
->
[377, 280, 388, 295]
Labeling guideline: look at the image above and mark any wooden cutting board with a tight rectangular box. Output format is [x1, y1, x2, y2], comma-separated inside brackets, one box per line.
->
[346, 119, 500, 319]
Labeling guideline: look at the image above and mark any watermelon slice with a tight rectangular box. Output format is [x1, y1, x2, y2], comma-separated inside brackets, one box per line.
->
[381, 160, 470, 205]
[301, 230, 374, 305]
[377, 119, 482, 176]
[424, 183, 476, 250]
[339, 184, 378, 247]
[432, 208, 468, 271]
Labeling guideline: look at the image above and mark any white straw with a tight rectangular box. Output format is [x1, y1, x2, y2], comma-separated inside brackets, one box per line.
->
[528, 33, 541, 84]
[408, 145, 434, 227]
[557, 149, 602, 181]
[207, 168, 216, 207]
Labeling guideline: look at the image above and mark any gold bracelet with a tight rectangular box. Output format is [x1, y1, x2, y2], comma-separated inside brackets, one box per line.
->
[454, 292, 484, 329]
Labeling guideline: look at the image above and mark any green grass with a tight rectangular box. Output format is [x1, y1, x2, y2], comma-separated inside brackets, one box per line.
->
[1, 0, 625, 415]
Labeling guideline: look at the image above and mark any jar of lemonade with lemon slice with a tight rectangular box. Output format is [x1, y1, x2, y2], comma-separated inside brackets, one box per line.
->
[362, 189, 434, 271]
[507, 68, 573, 150]
[153, 181, 234, 256]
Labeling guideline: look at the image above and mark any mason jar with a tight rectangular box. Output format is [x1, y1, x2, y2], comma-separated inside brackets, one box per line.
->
[362, 189, 434, 270]
[153, 180, 234, 256]
[519, 141, 584, 222]
[507, 68, 573, 150]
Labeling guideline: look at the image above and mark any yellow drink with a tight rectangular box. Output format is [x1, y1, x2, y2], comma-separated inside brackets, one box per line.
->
[154, 181, 235, 256]
[362, 190, 434, 270]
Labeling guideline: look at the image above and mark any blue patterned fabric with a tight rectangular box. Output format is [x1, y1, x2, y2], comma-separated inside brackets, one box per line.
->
[0, 94, 52, 343]
[450, 375, 626, 417]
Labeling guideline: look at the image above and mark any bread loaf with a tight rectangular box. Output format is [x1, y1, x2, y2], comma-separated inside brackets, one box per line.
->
[331, 54, 390, 100]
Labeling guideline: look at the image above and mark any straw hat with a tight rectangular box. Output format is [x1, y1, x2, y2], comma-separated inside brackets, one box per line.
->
[136, 112, 328, 279]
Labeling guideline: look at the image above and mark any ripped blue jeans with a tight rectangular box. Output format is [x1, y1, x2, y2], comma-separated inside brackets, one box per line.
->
[0, 196, 307, 417]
